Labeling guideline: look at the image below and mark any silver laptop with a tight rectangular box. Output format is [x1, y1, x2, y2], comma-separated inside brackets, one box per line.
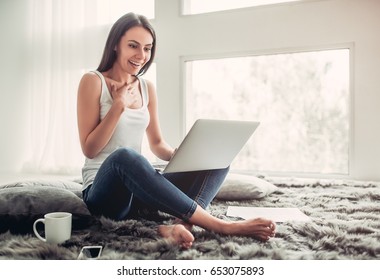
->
[162, 119, 260, 173]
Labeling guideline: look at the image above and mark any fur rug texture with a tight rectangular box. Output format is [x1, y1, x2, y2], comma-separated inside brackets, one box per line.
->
[0, 178, 379, 260]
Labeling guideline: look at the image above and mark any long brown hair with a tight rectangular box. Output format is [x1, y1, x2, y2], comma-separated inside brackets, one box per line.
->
[97, 13, 156, 76]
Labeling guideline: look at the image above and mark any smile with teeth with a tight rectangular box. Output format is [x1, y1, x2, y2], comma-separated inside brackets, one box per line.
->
[129, 60, 142, 68]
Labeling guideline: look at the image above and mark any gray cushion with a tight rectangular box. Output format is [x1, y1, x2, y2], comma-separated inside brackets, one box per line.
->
[0, 179, 83, 197]
[0, 181, 95, 234]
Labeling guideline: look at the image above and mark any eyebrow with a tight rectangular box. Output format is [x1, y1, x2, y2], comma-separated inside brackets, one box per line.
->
[128, 40, 153, 47]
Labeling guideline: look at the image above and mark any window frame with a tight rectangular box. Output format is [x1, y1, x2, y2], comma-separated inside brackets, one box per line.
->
[180, 43, 355, 178]
[180, 0, 320, 16]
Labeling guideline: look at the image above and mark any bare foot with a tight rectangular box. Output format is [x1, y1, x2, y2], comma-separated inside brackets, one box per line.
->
[173, 218, 193, 231]
[225, 218, 276, 241]
[158, 224, 195, 249]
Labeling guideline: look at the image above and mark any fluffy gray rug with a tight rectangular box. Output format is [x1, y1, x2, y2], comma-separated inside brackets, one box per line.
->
[0, 179, 379, 260]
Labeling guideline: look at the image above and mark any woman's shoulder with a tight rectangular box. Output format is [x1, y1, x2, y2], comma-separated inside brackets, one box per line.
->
[143, 78, 154, 87]
[81, 71, 101, 85]
[81, 71, 102, 83]
[140, 78, 156, 96]
[78, 71, 102, 97]
[139, 78, 155, 94]
[140, 78, 157, 107]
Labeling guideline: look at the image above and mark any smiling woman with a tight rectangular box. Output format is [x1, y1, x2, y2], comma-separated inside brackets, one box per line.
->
[96, 15, 156, 76]
[21, 0, 155, 175]
[76, 12, 276, 248]
[77, 14, 157, 162]
[114, 31, 154, 75]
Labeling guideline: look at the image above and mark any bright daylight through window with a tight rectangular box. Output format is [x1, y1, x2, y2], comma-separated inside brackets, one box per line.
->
[183, 0, 301, 15]
[185, 49, 350, 176]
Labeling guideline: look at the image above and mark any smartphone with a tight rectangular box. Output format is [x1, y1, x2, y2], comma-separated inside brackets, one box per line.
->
[78, 245, 103, 260]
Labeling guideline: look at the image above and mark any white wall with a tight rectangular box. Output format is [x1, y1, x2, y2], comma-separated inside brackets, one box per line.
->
[0, 0, 379, 180]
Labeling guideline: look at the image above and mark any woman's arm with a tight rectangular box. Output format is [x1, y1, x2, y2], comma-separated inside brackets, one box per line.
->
[145, 80, 175, 161]
[77, 72, 126, 159]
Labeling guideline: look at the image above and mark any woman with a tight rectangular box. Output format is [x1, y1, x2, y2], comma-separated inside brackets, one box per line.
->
[77, 12, 275, 248]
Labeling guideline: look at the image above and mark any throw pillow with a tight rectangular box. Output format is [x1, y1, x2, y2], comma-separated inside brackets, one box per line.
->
[215, 173, 280, 201]
[0, 186, 95, 234]
[0, 179, 83, 198]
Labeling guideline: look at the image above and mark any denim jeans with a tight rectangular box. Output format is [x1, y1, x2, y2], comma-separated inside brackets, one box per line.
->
[82, 147, 229, 221]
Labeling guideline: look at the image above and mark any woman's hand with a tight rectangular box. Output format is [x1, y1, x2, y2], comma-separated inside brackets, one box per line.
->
[110, 82, 139, 110]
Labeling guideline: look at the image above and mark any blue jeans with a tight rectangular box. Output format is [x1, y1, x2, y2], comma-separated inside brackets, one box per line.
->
[82, 148, 229, 221]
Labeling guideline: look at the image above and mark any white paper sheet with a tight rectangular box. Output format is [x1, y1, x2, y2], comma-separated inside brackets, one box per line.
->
[226, 206, 311, 222]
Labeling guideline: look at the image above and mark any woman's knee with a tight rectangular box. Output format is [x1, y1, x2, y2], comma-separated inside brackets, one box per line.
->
[109, 147, 141, 163]
[108, 147, 152, 173]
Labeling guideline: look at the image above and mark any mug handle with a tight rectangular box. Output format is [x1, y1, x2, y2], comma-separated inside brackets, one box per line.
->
[33, 218, 46, 242]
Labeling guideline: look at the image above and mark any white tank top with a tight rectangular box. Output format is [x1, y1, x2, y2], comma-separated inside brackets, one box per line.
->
[81, 70, 150, 190]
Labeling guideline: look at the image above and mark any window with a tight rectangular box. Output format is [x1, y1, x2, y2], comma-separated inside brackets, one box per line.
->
[185, 48, 350, 175]
[182, 0, 301, 15]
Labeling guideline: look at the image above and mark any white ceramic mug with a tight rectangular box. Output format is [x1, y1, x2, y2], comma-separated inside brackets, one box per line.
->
[33, 212, 72, 244]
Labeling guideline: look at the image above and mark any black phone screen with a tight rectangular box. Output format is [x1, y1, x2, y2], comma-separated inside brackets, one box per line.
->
[82, 247, 101, 258]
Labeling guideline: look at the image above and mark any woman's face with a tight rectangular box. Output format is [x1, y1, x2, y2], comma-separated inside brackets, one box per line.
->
[115, 26, 153, 75]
